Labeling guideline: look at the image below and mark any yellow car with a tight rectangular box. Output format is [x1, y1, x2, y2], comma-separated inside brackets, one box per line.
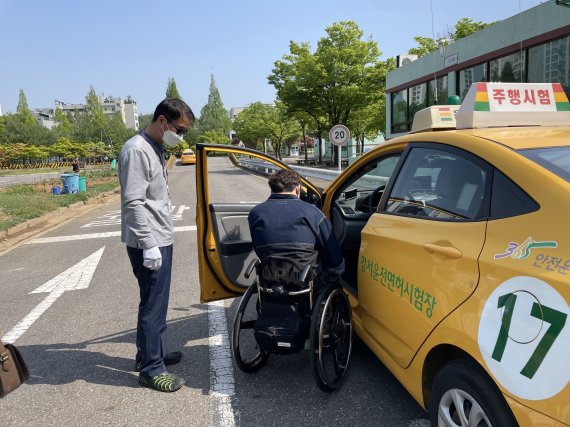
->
[196, 83, 570, 426]
[180, 148, 196, 165]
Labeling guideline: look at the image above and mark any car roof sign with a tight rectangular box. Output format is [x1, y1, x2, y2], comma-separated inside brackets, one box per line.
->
[456, 82, 570, 129]
[410, 105, 460, 134]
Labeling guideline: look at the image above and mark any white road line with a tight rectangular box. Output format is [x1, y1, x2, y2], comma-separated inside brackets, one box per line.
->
[2, 246, 105, 344]
[208, 300, 238, 427]
[26, 225, 197, 244]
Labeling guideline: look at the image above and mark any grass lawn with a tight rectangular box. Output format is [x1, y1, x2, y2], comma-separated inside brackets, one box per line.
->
[0, 169, 119, 232]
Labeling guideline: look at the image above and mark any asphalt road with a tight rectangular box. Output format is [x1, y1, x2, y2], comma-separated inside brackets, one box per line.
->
[0, 158, 429, 426]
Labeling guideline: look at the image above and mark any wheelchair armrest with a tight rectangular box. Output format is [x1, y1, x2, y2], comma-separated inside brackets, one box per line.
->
[244, 258, 260, 279]
[299, 263, 312, 283]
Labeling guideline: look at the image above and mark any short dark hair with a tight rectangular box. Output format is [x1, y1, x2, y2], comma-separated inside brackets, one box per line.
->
[268, 169, 300, 193]
[152, 98, 195, 123]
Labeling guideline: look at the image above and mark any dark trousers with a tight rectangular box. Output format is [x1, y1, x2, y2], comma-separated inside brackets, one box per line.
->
[127, 244, 173, 377]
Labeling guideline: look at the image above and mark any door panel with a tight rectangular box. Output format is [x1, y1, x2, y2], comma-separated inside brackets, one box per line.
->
[209, 204, 257, 288]
[360, 215, 486, 367]
[196, 144, 322, 303]
[357, 145, 491, 367]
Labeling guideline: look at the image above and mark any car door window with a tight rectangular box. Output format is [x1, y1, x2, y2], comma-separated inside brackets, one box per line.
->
[334, 155, 401, 215]
[385, 147, 487, 220]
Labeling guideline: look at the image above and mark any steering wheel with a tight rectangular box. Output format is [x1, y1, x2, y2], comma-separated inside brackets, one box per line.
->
[368, 184, 387, 213]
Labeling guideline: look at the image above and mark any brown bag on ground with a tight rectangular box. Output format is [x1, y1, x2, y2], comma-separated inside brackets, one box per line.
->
[0, 340, 30, 398]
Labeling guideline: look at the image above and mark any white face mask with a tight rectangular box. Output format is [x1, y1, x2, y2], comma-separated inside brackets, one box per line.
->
[161, 121, 184, 147]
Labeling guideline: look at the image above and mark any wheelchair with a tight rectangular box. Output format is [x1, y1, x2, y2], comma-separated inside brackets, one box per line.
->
[231, 255, 353, 392]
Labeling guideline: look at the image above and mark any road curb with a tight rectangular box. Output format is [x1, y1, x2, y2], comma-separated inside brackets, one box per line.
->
[0, 187, 120, 246]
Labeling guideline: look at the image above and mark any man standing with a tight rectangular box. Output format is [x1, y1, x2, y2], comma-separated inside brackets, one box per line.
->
[248, 169, 344, 283]
[119, 98, 195, 392]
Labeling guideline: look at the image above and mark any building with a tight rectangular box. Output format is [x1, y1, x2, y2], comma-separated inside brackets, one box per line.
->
[229, 106, 245, 140]
[386, 0, 570, 139]
[123, 98, 139, 130]
[31, 107, 56, 129]
[229, 107, 244, 121]
[51, 96, 139, 130]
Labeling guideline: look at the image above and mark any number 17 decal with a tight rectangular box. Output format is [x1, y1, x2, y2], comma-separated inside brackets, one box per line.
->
[479, 277, 570, 400]
[491, 292, 567, 379]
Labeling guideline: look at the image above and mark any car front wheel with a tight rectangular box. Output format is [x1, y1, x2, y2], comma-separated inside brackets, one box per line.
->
[429, 359, 517, 427]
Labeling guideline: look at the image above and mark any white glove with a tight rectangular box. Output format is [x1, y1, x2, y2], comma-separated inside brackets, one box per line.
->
[143, 246, 162, 270]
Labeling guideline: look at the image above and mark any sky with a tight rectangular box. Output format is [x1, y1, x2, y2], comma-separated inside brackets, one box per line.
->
[0, 0, 546, 117]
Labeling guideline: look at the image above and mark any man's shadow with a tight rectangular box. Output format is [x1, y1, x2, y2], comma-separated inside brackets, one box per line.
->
[16, 305, 211, 392]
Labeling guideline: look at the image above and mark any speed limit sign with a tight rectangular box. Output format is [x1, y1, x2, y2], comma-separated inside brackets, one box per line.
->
[329, 124, 350, 147]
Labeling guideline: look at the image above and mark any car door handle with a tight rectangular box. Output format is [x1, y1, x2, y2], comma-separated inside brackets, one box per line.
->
[422, 243, 462, 259]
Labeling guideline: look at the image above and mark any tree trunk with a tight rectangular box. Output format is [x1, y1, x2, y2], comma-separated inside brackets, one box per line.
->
[318, 131, 323, 163]
[302, 124, 308, 162]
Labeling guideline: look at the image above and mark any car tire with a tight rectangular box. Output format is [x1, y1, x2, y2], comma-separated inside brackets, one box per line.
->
[429, 358, 517, 427]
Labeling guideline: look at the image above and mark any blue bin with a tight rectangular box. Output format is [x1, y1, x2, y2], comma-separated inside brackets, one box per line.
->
[61, 173, 79, 194]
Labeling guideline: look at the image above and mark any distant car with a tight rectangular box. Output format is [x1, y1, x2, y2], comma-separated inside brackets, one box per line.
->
[180, 148, 196, 165]
[196, 83, 570, 426]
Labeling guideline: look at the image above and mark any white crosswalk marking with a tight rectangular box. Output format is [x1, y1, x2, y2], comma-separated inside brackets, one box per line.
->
[27, 226, 197, 244]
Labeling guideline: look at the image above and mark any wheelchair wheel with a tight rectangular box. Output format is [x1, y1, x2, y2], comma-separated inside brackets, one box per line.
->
[232, 284, 269, 373]
[309, 285, 352, 392]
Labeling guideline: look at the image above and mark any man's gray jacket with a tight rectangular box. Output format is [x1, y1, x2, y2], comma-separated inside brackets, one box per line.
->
[119, 132, 173, 250]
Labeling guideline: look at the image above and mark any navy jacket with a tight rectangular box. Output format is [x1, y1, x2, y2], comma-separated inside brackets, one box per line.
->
[248, 194, 343, 272]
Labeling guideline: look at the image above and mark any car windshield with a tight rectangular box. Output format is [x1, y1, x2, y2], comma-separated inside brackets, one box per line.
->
[519, 146, 570, 183]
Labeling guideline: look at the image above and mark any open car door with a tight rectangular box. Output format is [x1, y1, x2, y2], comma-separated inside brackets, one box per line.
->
[196, 144, 322, 303]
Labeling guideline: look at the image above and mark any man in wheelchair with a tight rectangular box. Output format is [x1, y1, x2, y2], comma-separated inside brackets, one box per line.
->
[233, 169, 351, 392]
[248, 169, 345, 285]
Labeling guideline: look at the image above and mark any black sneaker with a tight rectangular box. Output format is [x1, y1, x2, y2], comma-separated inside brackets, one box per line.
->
[138, 372, 185, 392]
[134, 351, 183, 372]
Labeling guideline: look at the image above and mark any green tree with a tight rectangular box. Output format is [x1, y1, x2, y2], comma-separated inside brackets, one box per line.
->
[105, 112, 135, 155]
[18, 144, 49, 164]
[348, 101, 384, 154]
[49, 137, 75, 160]
[290, 111, 313, 162]
[53, 108, 76, 139]
[408, 18, 495, 57]
[17, 89, 36, 126]
[166, 78, 181, 99]
[85, 86, 106, 130]
[0, 113, 53, 147]
[408, 36, 440, 57]
[233, 102, 299, 159]
[138, 114, 153, 129]
[269, 21, 387, 161]
[272, 103, 301, 159]
[453, 18, 495, 40]
[199, 129, 231, 145]
[74, 86, 107, 143]
[233, 102, 271, 150]
[199, 74, 231, 135]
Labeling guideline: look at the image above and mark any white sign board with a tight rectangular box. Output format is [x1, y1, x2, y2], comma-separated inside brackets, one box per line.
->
[444, 53, 458, 68]
[329, 124, 350, 147]
[456, 82, 570, 129]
